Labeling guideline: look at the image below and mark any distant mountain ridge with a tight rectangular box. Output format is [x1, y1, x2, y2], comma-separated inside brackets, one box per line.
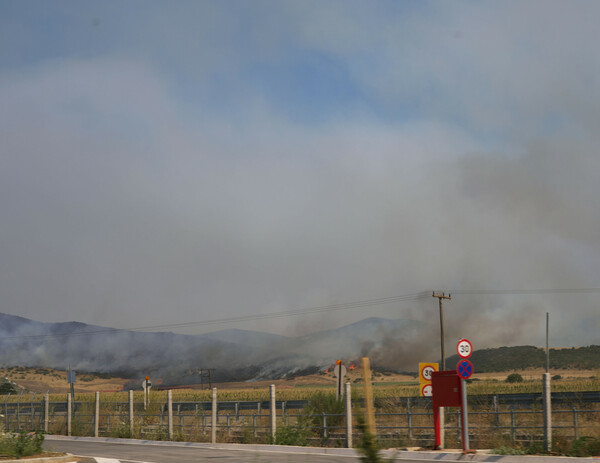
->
[0, 313, 423, 380]
[1, 313, 597, 380]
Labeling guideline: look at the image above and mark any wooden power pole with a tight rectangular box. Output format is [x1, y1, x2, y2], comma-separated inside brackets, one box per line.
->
[432, 292, 451, 369]
[432, 292, 451, 449]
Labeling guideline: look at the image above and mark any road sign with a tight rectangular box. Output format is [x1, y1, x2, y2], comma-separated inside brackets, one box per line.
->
[334, 363, 347, 378]
[421, 383, 433, 397]
[334, 361, 347, 399]
[457, 339, 472, 359]
[142, 379, 152, 389]
[419, 363, 439, 383]
[456, 359, 473, 379]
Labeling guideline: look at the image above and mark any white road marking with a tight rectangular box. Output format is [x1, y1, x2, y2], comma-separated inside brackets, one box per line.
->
[93, 459, 122, 463]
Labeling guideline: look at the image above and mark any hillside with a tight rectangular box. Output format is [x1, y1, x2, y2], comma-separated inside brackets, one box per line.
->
[1, 313, 599, 382]
[446, 345, 600, 372]
[0, 313, 422, 379]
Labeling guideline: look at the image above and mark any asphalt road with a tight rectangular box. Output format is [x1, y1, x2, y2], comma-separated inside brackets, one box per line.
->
[44, 438, 365, 463]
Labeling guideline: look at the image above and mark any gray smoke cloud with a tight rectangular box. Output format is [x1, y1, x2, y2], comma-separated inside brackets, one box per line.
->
[1, 1, 599, 366]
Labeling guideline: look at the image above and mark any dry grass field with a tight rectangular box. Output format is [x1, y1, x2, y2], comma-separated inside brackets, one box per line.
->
[1, 365, 598, 399]
[0, 367, 128, 394]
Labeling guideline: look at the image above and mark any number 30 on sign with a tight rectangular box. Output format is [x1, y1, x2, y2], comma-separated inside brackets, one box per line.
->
[457, 339, 472, 359]
[419, 363, 439, 383]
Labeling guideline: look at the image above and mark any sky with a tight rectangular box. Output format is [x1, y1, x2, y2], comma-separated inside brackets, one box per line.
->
[1, 0, 599, 350]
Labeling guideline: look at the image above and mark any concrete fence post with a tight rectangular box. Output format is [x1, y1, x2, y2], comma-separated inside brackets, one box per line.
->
[168, 390, 173, 440]
[345, 382, 352, 448]
[211, 388, 217, 444]
[543, 373, 552, 452]
[94, 392, 100, 437]
[270, 384, 276, 441]
[407, 397, 413, 441]
[510, 406, 516, 443]
[129, 390, 134, 437]
[44, 393, 49, 433]
[66, 393, 72, 436]
[493, 395, 499, 426]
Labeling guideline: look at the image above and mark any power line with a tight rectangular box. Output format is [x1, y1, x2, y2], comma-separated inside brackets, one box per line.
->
[3, 287, 599, 341]
[451, 288, 600, 295]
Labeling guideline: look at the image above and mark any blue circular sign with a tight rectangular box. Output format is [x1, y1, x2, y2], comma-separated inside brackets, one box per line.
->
[456, 359, 473, 379]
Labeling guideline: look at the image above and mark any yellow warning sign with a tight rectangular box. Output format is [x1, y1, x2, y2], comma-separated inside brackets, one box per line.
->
[418, 362, 439, 383]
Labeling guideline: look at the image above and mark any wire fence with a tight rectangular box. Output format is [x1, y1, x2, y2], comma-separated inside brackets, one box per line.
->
[2, 392, 599, 448]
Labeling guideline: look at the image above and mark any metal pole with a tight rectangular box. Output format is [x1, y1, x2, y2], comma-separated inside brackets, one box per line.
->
[4, 394, 10, 432]
[345, 382, 352, 448]
[337, 361, 343, 399]
[44, 392, 49, 433]
[17, 390, 23, 431]
[30, 392, 36, 429]
[94, 392, 100, 437]
[543, 313, 552, 452]
[543, 372, 552, 452]
[407, 398, 413, 441]
[211, 388, 217, 444]
[461, 379, 470, 451]
[270, 384, 276, 441]
[129, 390, 134, 437]
[168, 390, 173, 440]
[67, 393, 72, 436]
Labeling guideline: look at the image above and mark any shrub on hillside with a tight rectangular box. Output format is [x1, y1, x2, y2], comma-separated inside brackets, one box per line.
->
[0, 378, 18, 395]
[506, 373, 524, 383]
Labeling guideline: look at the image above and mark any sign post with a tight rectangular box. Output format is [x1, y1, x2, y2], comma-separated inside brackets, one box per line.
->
[334, 360, 347, 399]
[456, 339, 473, 452]
[67, 366, 76, 399]
[430, 339, 474, 452]
[143, 376, 152, 410]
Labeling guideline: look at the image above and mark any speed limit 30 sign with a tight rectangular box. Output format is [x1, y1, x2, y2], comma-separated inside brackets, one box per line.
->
[419, 363, 439, 383]
[457, 339, 472, 359]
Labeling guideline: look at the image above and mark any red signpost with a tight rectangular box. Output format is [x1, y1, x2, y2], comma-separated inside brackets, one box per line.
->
[431, 338, 474, 452]
[431, 370, 463, 449]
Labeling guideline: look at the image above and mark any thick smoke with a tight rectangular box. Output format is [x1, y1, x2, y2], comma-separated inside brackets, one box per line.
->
[1, 2, 600, 359]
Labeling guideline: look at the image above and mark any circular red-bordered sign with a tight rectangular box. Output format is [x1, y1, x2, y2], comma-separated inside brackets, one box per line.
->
[457, 339, 473, 359]
[457, 359, 474, 379]
[420, 364, 437, 382]
[421, 383, 433, 397]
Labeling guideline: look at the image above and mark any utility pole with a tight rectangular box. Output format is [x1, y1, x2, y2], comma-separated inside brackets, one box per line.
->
[432, 292, 451, 449]
[432, 292, 451, 369]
